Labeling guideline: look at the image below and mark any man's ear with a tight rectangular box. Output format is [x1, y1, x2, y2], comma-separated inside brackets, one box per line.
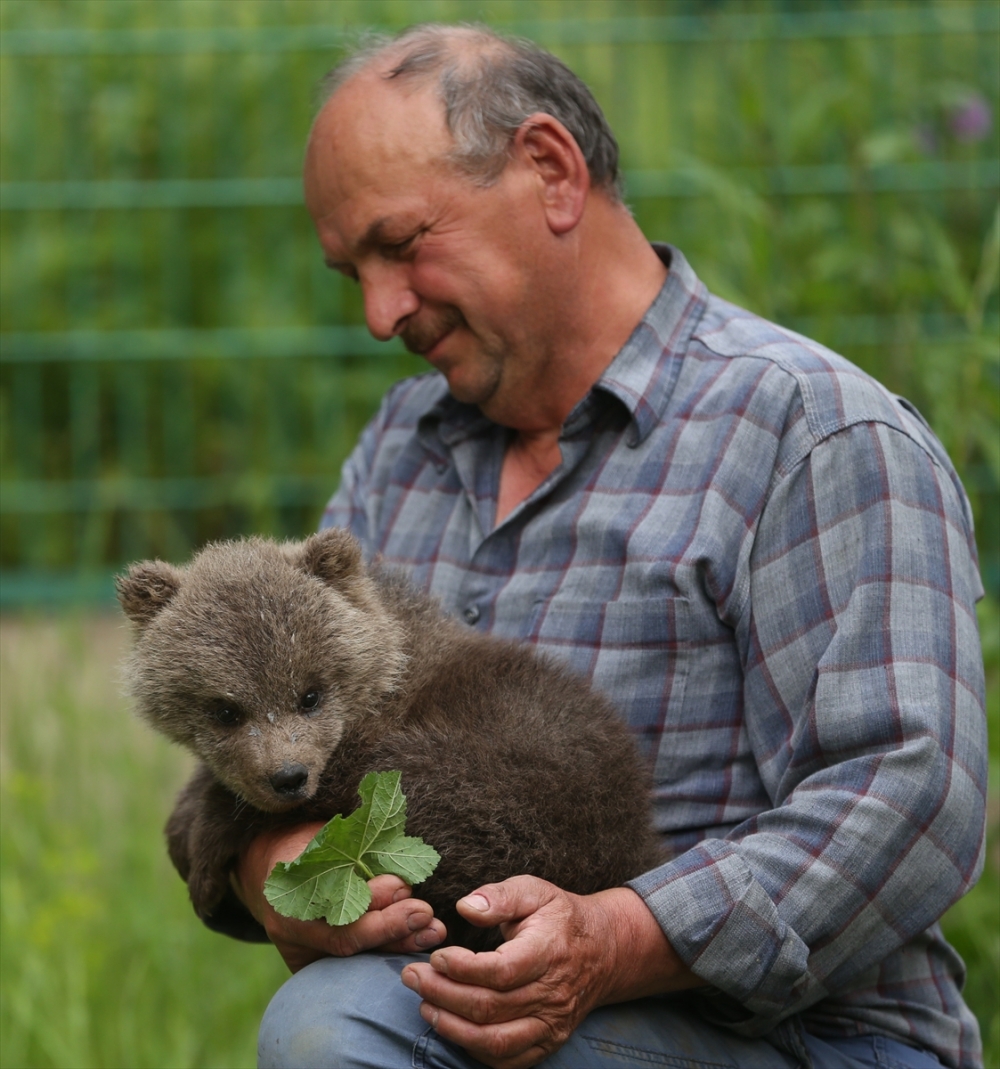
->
[116, 561, 182, 626]
[297, 527, 365, 585]
[514, 112, 589, 235]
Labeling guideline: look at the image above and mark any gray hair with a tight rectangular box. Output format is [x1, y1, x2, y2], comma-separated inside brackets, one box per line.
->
[319, 24, 623, 201]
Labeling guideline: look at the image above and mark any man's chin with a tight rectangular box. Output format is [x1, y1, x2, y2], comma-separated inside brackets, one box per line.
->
[441, 371, 501, 408]
[417, 334, 505, 408]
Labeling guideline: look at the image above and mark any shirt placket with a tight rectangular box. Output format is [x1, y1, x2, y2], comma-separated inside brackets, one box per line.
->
[442, 401, 603, 633]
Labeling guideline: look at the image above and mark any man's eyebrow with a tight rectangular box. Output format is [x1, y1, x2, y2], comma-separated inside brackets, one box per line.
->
[358, 217, 397, 252]
[323, 216, 409, 273]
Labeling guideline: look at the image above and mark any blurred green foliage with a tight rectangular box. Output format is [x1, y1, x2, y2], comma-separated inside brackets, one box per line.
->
[0, 616, 287, 1068]
[0, 0, 997, 596]
[0, 2, 997, 1067]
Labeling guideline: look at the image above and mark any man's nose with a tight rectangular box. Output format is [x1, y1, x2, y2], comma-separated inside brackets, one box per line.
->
[361, 266, 419, 342]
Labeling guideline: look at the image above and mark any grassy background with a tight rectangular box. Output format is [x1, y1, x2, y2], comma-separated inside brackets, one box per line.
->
[0, 615, 287, 1069]
[0, 609, 996, 1068]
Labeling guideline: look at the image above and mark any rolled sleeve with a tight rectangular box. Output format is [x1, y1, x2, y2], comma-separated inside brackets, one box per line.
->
[628, 420, 987, 1031]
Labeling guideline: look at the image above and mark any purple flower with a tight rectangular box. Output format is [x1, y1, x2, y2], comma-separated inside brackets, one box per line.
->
[949, 93, 992, 142]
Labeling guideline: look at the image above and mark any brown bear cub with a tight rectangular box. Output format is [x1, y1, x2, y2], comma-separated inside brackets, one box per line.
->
[117, 528, 662, 951]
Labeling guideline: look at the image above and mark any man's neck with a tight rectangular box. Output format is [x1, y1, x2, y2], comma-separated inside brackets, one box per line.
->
[485, 206, 667, 438]
[496, 428, 563, 526]
[492, 207, 668, 524]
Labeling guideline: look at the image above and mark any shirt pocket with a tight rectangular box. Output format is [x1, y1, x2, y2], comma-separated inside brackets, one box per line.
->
[530, 596, 691, 765]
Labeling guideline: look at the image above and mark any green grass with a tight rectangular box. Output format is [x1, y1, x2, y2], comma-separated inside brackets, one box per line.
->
[0, 614, 286, 1069]
[0, 609, 997, 1069]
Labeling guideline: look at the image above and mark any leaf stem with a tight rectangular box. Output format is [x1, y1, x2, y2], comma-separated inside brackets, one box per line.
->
[356, 858, 375, 880]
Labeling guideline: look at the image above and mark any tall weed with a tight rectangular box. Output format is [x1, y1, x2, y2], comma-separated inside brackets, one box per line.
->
[0, 616, 286, 1068]
[0, 0, 996, 589]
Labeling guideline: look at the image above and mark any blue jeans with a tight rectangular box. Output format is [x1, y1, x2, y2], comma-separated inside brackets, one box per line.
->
[257, 953, 945, 1069]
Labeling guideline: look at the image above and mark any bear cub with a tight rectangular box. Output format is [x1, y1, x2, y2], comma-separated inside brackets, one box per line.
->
[118, 528, 662, 951]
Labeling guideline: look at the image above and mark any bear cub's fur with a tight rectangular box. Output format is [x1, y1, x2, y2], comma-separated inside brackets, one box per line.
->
[118, 528, 662, 951]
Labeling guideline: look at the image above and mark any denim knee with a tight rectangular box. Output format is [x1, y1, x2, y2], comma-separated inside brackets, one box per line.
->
[257, 953, 430, 1069]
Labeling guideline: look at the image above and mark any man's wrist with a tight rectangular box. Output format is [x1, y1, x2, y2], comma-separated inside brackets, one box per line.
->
[591, 886, 702, 1005]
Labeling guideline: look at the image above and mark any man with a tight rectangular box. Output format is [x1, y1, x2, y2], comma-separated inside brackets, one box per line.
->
[198, 24, 987, 1069]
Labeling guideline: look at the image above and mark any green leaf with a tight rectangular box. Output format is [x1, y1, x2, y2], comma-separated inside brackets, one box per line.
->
[368, 834, 442, 886]
[263, 771, 441, 927]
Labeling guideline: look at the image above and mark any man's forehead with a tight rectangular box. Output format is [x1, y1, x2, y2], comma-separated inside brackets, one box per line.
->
[305, 70, 454, 213]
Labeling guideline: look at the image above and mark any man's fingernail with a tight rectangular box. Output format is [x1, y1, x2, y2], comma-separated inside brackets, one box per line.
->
[461, 893, 489, 912]
[407, 911, 429, 931]
[415, 926, 443, 948]
[401, 969, 420, 993]
[392, 887, 410, 903]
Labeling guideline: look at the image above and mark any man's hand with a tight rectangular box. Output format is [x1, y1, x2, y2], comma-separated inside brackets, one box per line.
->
[234, 823, 446, 973]
[400, 875, 701, 1069]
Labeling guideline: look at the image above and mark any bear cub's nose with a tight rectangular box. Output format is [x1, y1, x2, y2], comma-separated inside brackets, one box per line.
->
[269, 763, 309, 795]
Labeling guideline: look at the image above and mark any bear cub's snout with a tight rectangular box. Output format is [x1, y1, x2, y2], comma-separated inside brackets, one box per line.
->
[269, 762, 309, 797]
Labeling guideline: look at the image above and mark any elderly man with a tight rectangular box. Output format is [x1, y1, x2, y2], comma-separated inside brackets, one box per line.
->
[197, 24, 986, 1069]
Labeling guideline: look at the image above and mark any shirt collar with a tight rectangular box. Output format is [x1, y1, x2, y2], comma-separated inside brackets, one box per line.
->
[589, 243, 707, 446]
[419, 243, 707, 450]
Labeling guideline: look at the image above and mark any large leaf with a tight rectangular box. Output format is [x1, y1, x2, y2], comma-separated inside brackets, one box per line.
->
[263, 771, 441, 926]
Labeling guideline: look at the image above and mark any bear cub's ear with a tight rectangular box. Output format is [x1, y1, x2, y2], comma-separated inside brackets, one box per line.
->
[116, 560, 183, 626]
[296, 528, 365, 586]
[295, 529, 382, 613]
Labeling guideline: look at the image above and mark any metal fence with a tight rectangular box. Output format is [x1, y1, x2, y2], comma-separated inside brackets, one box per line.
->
[2, 1, 998, 605]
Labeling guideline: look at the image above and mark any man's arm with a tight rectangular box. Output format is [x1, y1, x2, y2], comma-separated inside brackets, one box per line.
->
[630, 420, 987, 1025]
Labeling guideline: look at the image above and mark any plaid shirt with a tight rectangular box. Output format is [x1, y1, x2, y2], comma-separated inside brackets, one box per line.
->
[322, 245, 987, 1068]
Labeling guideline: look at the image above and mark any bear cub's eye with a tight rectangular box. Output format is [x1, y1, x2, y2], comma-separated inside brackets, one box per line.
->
[212, 701, 243, 726]
[300, 689, 322, 714]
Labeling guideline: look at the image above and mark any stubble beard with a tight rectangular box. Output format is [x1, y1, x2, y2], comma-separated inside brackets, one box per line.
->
[403, 305, 506, 408]
[401, 304, 466, 357]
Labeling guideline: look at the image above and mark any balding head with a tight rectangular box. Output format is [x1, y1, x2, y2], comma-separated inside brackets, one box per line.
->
[315, 24, 623, 199]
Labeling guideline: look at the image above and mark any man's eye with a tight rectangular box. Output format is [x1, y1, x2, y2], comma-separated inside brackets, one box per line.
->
[213, 703, 242, 726]
[384, 234, 418, 257]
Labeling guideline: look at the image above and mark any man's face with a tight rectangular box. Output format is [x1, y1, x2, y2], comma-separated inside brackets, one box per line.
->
[304, 71, 558, 421]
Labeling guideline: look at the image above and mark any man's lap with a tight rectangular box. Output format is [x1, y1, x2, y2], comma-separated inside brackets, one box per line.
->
[257, 954, 944, 1069]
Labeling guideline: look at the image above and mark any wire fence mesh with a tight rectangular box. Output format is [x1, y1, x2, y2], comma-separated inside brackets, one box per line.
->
[1, 0, 998, 604]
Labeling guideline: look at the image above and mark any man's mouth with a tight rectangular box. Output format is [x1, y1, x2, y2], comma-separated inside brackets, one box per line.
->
[422, 328, 455, 361]
[402, 307, 466, 357]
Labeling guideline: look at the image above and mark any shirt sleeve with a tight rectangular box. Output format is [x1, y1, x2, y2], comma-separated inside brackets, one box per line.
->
[627, 420, 987, 1032]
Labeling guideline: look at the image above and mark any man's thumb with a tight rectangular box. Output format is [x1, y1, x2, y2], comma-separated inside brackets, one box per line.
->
[456, 875, 557, 927]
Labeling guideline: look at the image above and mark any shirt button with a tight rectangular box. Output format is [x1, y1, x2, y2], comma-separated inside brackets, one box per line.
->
[463, 604, 481, 625]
